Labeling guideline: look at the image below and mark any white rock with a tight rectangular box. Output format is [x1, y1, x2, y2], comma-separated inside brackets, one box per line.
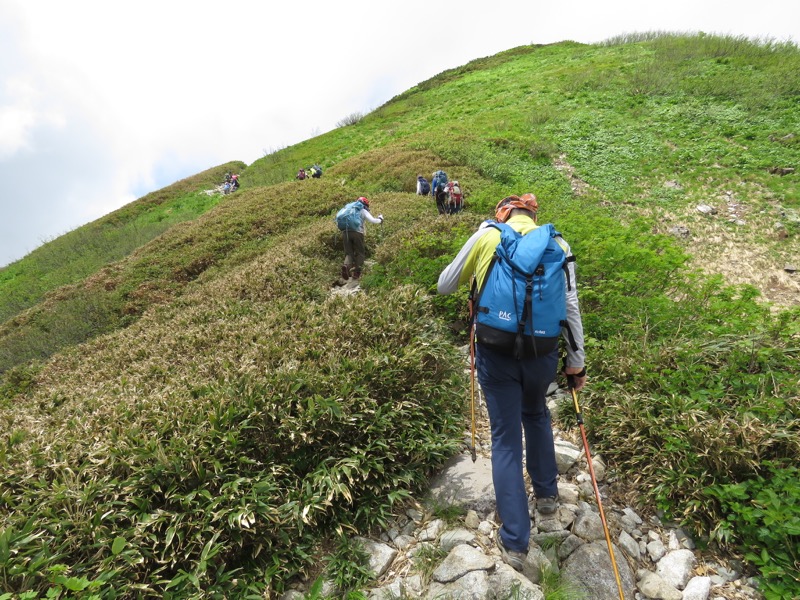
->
[648, 539, 667, 562]
[355, 537, 398, 578]
[432, 545, 494, 583]
[682, 576, 712, 600]
[557, 482, 580, 504]
[656, 549, 696, 590]
[464, 510, 480, 529]
[440, 529, 475, 551]
[417, 518, 446, 542]
[638, 571, 683, 600]
[478, 520, 493, 536]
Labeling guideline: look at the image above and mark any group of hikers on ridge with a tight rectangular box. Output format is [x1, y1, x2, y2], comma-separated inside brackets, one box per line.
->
[296, 165, 323, 180]
[333, 169, 461, 282]
[332, 188, 587, 574]
[417, 170, 463, 215]
[221, 172, 240, 194]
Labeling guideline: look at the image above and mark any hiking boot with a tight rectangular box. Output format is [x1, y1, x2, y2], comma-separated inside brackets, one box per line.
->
[537, 495, 558, 515]
[494, 529, 526, 572]
[351, 267, 362, 280]
[340, 265, 350, 280]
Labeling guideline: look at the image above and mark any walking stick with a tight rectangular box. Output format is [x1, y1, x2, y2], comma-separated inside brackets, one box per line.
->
[467, 277, 477, 462]
[567, 372, 625, 600]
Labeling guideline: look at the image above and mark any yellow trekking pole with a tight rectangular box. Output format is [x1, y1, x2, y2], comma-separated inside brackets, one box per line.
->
[567, 372, 625, 600]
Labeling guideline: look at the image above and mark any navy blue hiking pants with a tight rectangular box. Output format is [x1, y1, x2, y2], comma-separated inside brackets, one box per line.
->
[476, 344, 559, 553]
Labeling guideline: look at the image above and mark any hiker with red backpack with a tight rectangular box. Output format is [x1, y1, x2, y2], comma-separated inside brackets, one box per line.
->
[443, 180, 464, 214]
[335, 196, 384, 280]
[437, 193, 586, 572]
[297, 168, 307, 180]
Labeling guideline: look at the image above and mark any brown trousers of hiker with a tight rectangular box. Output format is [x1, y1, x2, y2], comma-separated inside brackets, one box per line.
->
[342, 230, 365, 275]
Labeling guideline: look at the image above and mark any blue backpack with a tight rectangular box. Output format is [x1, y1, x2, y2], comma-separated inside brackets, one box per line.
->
[474, 222, 576, 358]
[335, 200, 365, 231]
[418, 176, 430, 195]
[431, 170, 447, 195]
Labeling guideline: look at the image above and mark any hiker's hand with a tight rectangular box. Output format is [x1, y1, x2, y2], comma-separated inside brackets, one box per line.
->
[378, 214, 384, 221]
[564, 366, 587, 391]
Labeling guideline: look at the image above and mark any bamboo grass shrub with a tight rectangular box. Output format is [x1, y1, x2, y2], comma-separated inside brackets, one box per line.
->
[0, 277, 464, 597]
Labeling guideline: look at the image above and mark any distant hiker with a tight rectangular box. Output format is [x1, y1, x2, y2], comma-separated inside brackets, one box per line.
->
[297, 168, 307, 180]
[434, 183, 448, 215]
[443, 180, 463, 214]
[416, 174, 430, 196]
[230, 173, 240, 192]
[224, 172, 232, 184]
[437, 193, 586, 572]
[335, 196, 384, 280]
[310, 164, 323, 178]
[430, 170, 448, 197]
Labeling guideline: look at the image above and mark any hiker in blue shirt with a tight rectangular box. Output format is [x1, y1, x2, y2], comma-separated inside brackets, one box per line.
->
[339, 197, 384, 280]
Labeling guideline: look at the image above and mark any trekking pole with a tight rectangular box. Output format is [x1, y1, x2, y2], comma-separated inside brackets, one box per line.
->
[567, 372, 625, 600]
[467, 276, 477, 462]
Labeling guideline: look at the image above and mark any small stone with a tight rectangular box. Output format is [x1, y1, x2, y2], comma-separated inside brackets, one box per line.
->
[406, 508, 423, 522]
[440, 529, 475, 552]
[557, 482, 580, 504]
[657, 548, 697, 589]
[557, 533, 585, 559]
[478, 520, 493, 536]
[647, 539, 667, 562]
[572, 510, 605, 542]
[638, 571, 683, 600]
[417, 518, 446, 542]
[696, 204, 717, 215]
[591, 457, 606, 481]
[465, 510, 481, 529]
[683, 576, 712, 600]
[622, 507, 643, 525]
[669, 225, 691, 238]
[393, 534, 414, 550]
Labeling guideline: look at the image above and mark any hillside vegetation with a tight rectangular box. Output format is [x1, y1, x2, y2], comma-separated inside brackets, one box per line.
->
[0, 34, 798, 599]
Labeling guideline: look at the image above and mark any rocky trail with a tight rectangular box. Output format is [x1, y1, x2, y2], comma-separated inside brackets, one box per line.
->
[301, 288, 764, 600]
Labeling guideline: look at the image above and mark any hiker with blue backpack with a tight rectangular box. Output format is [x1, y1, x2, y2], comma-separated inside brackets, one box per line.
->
[335, 196, 384, 280]
[416, 174, 431, 196]
[437, 193, 586, 572]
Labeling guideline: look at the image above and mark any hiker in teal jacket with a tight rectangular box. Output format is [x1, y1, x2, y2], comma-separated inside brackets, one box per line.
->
[341, 197, 384, 280]
[437, 193, 586, 572]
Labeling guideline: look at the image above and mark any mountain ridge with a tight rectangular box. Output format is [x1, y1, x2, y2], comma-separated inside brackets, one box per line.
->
[0, 34, 798, 598]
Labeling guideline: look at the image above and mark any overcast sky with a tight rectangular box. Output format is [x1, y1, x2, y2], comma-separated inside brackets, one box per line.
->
[1, 0, 798, 267]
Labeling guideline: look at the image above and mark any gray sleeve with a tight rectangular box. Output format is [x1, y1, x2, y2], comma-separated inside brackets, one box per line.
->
[560, 239, 585, 368]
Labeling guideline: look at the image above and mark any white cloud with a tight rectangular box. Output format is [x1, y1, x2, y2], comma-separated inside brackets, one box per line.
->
[1, 0, 798, 267]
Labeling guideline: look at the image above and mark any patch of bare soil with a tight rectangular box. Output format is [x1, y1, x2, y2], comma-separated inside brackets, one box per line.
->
[554, 153, 592, 196]
[653, 195, 799, 310]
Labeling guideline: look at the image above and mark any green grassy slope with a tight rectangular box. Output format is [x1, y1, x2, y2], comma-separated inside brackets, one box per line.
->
[0, 161, 246, 323]
[0, 35, 798, 598]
